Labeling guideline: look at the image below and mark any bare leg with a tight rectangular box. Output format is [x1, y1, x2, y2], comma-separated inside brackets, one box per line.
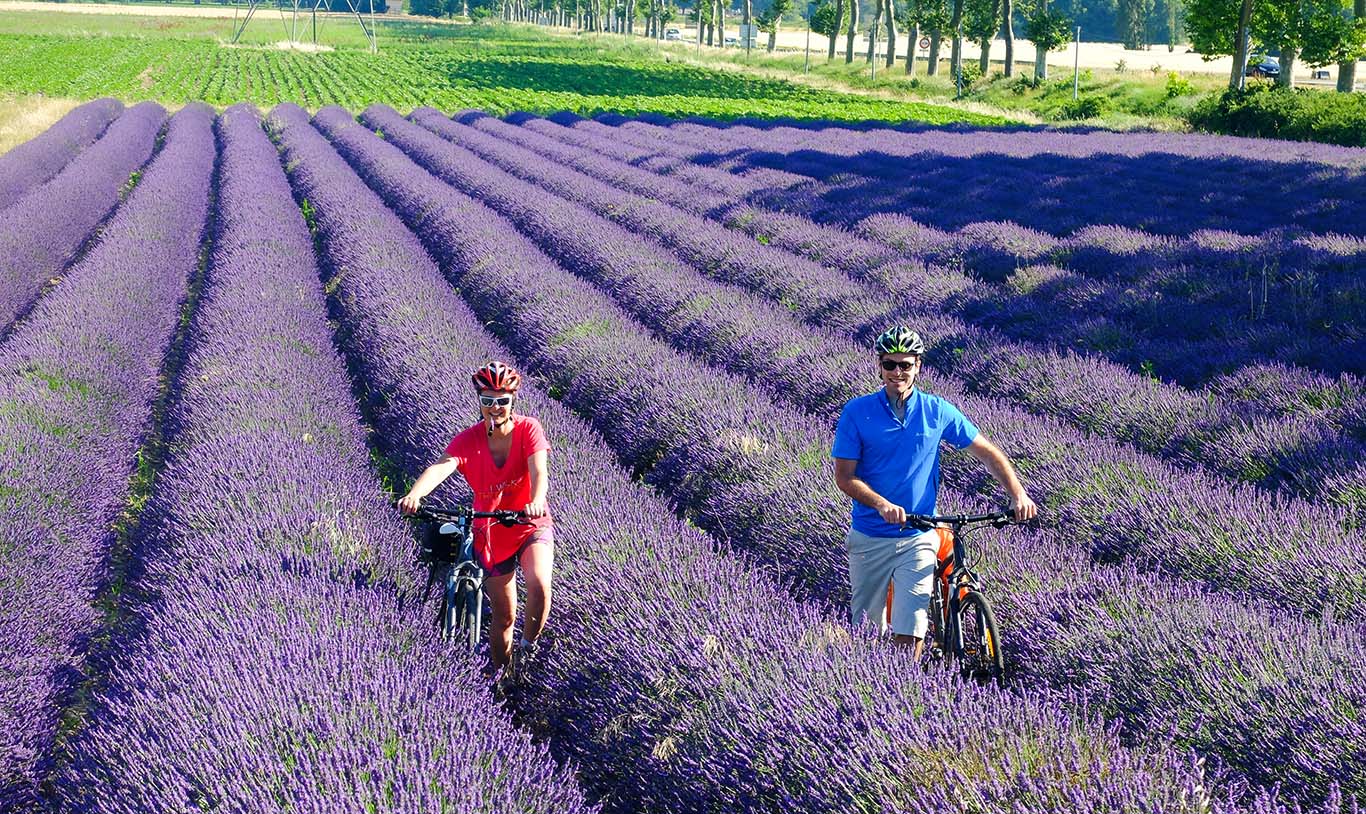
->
[518, 535, 555, 642]
[485, 569, 517, 669]
[893, 633, 925, 661]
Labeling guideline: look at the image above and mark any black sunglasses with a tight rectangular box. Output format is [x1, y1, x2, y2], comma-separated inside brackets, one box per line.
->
[478, 394, 514, 407]
[880, 359, 920, 372]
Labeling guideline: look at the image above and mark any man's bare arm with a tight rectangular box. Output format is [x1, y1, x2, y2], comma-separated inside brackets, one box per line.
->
[965, 435, 1038, 522]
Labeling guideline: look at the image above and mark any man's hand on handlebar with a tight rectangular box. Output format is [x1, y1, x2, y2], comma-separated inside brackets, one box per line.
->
[1010, 492, 1038, 523]
[397, 494, 422, 516]
[523, 498, 547, 519]
[878, 502, 907, 527]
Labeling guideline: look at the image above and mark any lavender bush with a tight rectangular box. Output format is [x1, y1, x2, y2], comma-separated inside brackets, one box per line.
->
[575, 115, 1366, 380]
[0, 103, 213, 810]
[0, 101, 165, 335]
[52, 104, 592, 814]
[0, 98, 122, 211]
[361, 104, 1365, 623]
[455, 112, 1364, 509]
[270, 101, 1289, 814]
[314, 107, 1366, 808]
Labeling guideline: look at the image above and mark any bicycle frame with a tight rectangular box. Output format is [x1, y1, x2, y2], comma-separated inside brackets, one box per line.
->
[410, 505, 528, 652]
[910, 510, 1012, 678]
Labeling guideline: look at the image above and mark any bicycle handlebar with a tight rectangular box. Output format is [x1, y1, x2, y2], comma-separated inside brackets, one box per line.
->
[905, 509, 1015, 529]
[402, 503, 533, 527]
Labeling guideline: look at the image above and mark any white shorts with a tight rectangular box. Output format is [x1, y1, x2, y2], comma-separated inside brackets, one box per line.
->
[845, 527, 938, 638]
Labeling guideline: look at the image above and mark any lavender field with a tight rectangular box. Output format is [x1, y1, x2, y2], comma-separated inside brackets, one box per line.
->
[0, 100, 1362, 813]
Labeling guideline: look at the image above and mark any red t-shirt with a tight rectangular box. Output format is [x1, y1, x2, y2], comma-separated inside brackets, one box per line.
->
[444, 415, 552, 570]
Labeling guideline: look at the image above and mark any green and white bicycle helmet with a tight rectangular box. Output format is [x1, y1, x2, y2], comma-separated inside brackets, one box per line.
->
[873, 326, 926, 356]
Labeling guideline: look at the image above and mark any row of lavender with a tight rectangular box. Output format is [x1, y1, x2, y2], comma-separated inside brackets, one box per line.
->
[0, 102, 166, 337]
[271, 102, 1313, 814]
[48, 104, 591, 813]
[609, 113, 1366, 233]
[0, 103, 212, 809]
[470, 111, 1364, 511]
[359, 102, 1365, 623]
[0, 98, 122, 211]
[514, 112, 1366, 409]
[568, 113, 1365, 416]
[576, 113, 1366, 385]
[313, 105, 1366, 808]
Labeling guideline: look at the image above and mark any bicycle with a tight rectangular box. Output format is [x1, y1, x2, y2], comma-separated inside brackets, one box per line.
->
[901, 509, 1014, 681]
[408, 504, 529, 652]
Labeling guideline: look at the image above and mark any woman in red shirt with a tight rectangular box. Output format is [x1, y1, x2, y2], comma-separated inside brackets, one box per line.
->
[398, 361, 553, 675]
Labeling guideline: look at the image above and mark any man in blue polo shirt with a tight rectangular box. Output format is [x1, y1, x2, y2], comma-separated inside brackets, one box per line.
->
[832, 326, 1037, 658]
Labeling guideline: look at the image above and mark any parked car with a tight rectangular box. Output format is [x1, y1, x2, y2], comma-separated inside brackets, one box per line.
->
[1245, 54, 1280, 78]
[664, 27, 681, 40]
[723, 35, 738, 47]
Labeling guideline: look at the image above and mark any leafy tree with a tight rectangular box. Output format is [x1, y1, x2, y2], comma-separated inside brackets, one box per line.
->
[964, 0, 1001, 70]
[1188, 0, 1364, 88]
[905, 0, 951, 72]
[1337, 0, 1365, 89]
[757, 0, 794, 48]
[813, 0, 847, 47]
[1118, 0, 1156, 47]
[1022, 0, 1073, 78]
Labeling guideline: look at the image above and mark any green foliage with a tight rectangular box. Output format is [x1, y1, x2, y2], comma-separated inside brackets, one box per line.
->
[1188, 0, 1366, 62]
[1165, 70, 1196, 96]
[0, 24, 1000, 125]
[957, 60, 983, 85]
[910, 0, 952, 29]
[1117, 0, 1155, 48]
[963, 0, 1002, 42]
[1189, 83, 1366, 146]
[758, 0, 793, 30]
[1023, 4, 1074, 51]
[1060, 92, 1108, 118]
[811, 0, 846, 37]
[408, 0, 450, 18]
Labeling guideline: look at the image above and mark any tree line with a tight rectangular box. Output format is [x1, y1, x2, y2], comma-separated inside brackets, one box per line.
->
[409, 0, 1364, 91]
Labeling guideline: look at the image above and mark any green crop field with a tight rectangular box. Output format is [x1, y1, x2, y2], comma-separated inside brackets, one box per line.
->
[0, 11, 1006, 124]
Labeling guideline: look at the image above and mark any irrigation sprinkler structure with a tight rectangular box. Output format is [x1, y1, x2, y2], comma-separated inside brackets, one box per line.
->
[231, 0, 378, 52]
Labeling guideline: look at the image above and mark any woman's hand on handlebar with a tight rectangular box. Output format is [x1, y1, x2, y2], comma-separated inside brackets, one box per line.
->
[523, 498, 547, 519]
[397, 493, 422, 516]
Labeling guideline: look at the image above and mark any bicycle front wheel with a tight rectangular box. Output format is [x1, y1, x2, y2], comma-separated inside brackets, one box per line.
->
[447, 570, 483, 654]
[947, 591, 1005, 681]
[441, 567, 460, 642]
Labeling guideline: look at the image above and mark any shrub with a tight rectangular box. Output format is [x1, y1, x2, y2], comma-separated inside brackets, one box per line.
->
[1060, 93, 1108, 119]
[1188, 84, 1366, 147]
[1165, 71, 1196, 97]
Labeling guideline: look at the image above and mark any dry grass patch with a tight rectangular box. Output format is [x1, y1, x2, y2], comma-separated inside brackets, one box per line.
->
[0, 94, 83, 156]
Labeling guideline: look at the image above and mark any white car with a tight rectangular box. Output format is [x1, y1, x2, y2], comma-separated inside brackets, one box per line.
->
[723, 35, 738, 47]
[664, 27, 681, 40]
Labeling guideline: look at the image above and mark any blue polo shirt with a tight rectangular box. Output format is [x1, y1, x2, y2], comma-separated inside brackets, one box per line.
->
[831, 388, 979, 537]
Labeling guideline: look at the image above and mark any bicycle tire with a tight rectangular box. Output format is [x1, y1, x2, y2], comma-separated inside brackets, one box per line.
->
[456, 573, 482, 654]
[442, 567, 460, 642]
[947, 591, 1005, 681]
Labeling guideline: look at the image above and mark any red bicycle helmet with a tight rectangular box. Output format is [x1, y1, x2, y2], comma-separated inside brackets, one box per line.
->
[471, 361, 522, 393]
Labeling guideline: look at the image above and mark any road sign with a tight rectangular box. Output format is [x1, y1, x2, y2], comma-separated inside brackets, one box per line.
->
[919, 36, 930, 50]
